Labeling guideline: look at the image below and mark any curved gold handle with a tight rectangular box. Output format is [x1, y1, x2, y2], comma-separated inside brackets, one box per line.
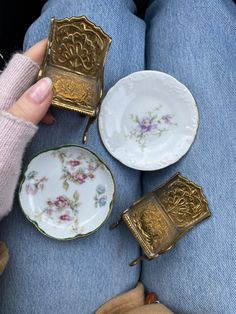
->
[129, 255, 146, 267]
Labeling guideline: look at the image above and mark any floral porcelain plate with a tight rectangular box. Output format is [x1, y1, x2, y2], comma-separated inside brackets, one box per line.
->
[99, 71, 199, 170]
[19, 145, 115, 240]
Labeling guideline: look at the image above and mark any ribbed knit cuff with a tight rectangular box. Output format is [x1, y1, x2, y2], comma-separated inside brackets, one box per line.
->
[0, 111, 37, 173]
[0, 111, 38, 219]
[0, 54, 40, 110]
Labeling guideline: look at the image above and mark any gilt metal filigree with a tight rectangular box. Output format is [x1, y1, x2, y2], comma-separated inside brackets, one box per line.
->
[39, 16, 112, 142]
[111, 173, 211, 266]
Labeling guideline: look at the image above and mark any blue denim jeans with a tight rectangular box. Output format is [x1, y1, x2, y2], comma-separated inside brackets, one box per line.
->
[0, 0, 235, 313]
[141, 2, 236, 314]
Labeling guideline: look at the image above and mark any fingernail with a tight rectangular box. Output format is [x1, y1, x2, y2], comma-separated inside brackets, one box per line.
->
[27, 77, 52, 104]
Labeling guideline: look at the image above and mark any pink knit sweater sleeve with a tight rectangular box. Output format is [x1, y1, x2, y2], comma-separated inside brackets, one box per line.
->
[0, 54, 40, 220]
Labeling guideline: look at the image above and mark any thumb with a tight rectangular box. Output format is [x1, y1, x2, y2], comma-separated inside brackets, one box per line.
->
[7, 77, 53, 125]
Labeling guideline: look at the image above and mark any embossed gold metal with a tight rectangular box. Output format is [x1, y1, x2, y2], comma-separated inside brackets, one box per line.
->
[110, 173, 211, 266]
[39, 16, 112, 142]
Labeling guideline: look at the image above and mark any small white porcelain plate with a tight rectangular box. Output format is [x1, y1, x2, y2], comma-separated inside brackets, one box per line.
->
[19, 145, 115, 240]
[99, 71, 199, 171]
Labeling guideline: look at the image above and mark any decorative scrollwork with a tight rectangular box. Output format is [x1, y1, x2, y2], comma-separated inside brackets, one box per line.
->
[121, 173, 210, 260]
[51, 73, 97, 108]
[50, 17, 111, 77]
[128, 197, 172, 253]
[156, 174, 210, 228]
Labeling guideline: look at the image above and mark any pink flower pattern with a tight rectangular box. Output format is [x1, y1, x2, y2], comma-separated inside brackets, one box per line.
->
[36, 192, 81, 231]
[52, 150, 100, 191]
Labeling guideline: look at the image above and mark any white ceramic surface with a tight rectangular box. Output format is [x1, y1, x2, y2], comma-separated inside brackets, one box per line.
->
[19, 145, 115, 240]
[99, 71, 199, 171]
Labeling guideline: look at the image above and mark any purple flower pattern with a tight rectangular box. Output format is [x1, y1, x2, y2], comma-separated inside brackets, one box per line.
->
[128, 107, 177, 151]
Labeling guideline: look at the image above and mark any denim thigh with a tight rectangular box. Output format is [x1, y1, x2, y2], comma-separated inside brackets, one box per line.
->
[141, 1, 236, 313]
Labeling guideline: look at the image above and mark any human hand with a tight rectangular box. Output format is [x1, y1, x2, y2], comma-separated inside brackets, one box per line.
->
[5, 39, 54, 125]
[0, 39, 54, 221]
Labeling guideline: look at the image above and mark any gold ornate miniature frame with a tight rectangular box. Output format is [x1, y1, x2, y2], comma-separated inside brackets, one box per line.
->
[39, 16, 112, 142]
[111, 173, 211, 266]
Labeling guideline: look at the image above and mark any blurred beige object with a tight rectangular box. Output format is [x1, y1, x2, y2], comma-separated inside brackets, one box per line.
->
[0, 241, 9, 275]
[96, 282, 173, 314]
[126, 304, 173, 314]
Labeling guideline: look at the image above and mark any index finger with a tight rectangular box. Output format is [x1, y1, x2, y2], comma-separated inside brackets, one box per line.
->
[24, 38, 48, 65]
